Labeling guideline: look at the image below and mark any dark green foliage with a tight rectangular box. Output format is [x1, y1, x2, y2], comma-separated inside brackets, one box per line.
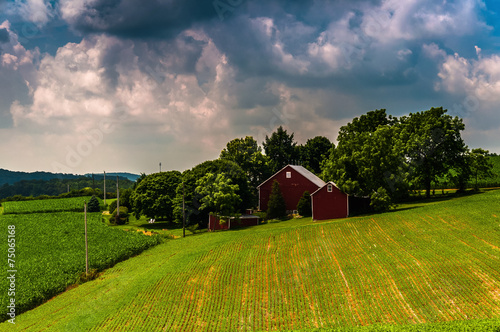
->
[0, 176, 134, 200]
[118, 188, 133, 210]
[111, 206, 129, 225]
[131, 171, 182, 221]
[263, 126, 299, 174]
[107, 189, 133, 213]
[0, 168, 78, 185]
[469, 148, 495, 190]
[108, 200, 117, 214]
[296, 191, 312, 216]
[87, 196, 101, 212]
[323, 107, 471, 210]
[401, 107, 468, 197]
[322, 109, 405, 209]
[195, 172, 241, 217]
[219, 136, 271, 206]
[370, 187, 392, 212]
[474, 155, 500, 188]
[266, 180, 286, 219]
[299, 136, 334, 175]
[133, 173, 147, 190]
[173, 159, 250, 227]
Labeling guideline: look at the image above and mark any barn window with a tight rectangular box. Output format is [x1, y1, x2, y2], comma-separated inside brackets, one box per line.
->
[286, 172, 291, 178]
[327, 184, 333, 192]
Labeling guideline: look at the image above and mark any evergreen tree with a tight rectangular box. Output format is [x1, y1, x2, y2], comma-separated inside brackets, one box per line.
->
[266, 180, 286, 219]
[296, 191, 312, 217]
[87, 195, 101, 212]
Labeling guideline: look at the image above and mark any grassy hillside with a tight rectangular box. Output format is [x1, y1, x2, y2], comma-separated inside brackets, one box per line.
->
[3, 190, 500, 331]
[0, 211, 159, 321]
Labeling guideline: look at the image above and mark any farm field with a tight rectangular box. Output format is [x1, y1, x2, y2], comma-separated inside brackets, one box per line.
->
[0, 211, 159, 320]
[1, 196, 102, 214]
[3, 190, 500, 331]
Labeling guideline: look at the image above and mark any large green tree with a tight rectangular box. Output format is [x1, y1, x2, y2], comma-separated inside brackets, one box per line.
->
[322, 109, 407, 210]
[263, 126, 299, 174]
[469, 148, 495, 190]
[195, 172, 241, 218]
[219, 136, 271, 204]
[173, 159, 250, 226]
[131, 171, 182, 220]
[299, 136, 334, 175]
[400, 107, 468, 197]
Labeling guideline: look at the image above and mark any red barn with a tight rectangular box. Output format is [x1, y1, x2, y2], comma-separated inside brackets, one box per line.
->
[257, 165, 326, 212]
[311, 182, 349, 220]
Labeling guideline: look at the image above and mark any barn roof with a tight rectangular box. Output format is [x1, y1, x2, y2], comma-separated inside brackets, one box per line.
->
[257, 165, 326, 189]
[288, 165, 326, 188]
[310, 181, 343, 196]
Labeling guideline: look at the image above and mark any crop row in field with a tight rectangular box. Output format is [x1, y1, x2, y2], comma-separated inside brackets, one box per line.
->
[6, 190, 500, 331]
[302, 318, 500, 331]
[1, 196, 101, 214]
[0, 211, 159, 321]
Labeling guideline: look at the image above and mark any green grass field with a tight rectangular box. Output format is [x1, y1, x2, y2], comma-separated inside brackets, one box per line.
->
[1, 196, 102, 214]
[0, 211, 159, 320]
[2, 190, 500, 331]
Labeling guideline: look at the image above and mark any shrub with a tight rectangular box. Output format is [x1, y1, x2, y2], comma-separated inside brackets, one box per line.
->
[252, 211, 267, 221]
[187, 224, 200, 234]
[108, 200, 117, 213]
[296, 191, 312, 217]
[75, 269, 100, 284]
[370, 187, 393, 212]
[87, 196, 101, 212]
[267, 180, 286, 220]
[111, 206, 129, 225]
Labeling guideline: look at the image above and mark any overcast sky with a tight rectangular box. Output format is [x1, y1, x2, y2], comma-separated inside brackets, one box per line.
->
[1, 0, 500, 175]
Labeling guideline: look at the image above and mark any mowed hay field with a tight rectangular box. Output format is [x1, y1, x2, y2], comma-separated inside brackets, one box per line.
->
[5, 190, 500, 331]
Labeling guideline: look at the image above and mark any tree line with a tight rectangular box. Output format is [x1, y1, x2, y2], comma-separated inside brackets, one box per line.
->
[322, 107, 493, 210]
[0, 177, 135, 201]
[129, 130, 335, 226]
[129, 107, 495, 226]
[4, 107, 493, 226]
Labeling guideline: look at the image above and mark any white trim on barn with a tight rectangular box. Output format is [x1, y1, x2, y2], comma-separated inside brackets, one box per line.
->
[257, 165, 325, 189]
[310, 181, 342, 196]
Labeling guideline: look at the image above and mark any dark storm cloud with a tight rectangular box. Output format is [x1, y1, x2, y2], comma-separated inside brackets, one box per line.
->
[0, 28, 9, 43]
[65, 0, 224, 38]
[63, 0, 359, 38]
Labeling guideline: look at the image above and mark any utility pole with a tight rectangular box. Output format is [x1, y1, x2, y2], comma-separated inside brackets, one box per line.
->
[103, 171, 106, 206]
[182, 182, 186, 238]
[159, 162, 162, 173]
[116, 176, 120, 221]
[92, 173, 95, 194]
[84, 201, 89, 276]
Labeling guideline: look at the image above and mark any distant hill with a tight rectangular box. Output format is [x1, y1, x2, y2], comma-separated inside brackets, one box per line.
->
[84, 172, 141, 182]
[0, 169, 138, 199]
[0, 168, 79, 185]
